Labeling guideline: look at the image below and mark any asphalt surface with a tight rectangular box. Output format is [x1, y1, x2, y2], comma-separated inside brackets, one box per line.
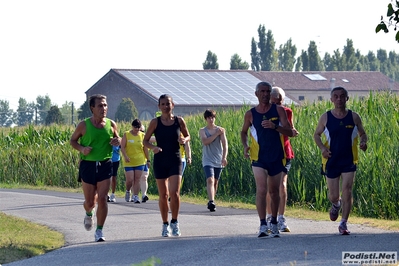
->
[1, 188, 398, 266]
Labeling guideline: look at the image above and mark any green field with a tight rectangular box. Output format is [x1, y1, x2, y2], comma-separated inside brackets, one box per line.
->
[1, 91, 399, 220]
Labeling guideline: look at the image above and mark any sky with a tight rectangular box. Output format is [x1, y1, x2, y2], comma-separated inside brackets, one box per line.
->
[1, 0, 398, 110]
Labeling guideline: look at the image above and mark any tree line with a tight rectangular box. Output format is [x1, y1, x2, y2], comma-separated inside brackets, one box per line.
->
[0, 96, 138, 127]
[204, 24, 399, 83]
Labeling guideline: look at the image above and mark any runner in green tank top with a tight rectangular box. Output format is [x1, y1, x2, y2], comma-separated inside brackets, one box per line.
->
[70, 94, 121, 242]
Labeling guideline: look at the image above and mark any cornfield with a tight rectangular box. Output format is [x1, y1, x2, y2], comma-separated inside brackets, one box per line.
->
[1, 91, 398, 219]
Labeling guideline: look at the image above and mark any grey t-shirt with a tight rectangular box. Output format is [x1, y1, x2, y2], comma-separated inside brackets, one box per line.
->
[202, 127, 223, 168]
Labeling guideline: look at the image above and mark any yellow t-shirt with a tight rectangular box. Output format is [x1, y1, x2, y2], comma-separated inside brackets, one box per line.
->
[122, 131, 146, 167]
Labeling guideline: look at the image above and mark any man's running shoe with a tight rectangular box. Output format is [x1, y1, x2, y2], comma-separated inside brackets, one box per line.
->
[132, 195, 140, 204]
[338, 222, 350, 235]
[107, 195, 110, 202]
[125, 191, 131, 202]
[329, 200, 341, 221]
[257, 224, 269, 238]
[162, 224, 171, 237]
[84, 214, 94, 231]
[142, 195, 149, 203]
[266, 216, 272, 234]
[278, 216, 291, 232]
[269, 223, 280, 238]
[94, 229, 105, 242]
[207, 201, 216, 212]
[170, 221, 181, 236]
[109, 194, 116, 202]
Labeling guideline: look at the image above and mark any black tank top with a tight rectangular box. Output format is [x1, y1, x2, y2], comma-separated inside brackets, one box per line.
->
[153, 116, 181, 165]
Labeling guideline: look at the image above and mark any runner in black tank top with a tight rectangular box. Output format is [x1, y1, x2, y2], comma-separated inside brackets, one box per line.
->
[143, 94, 191, 238]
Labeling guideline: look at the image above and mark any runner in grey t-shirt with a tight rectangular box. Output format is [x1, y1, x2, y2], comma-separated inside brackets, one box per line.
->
[199, 109, 228, 212]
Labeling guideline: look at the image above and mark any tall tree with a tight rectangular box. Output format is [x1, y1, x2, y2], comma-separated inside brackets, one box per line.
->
[278, 38, 297, 71]
[45, 106, 64, 125]
[78, 99, 92, 120]
[256, 25, 277, 71]
[299, 50, 309, 71]
[59, 101, 77, 125]
[295, 55, 302, 72]
[307, 41, 324, 71]
[36, 95, 52, 125]
[342, 39, 358, 71]
[202, 50, 219, 69]
[16, 98, 35, 126]
[367, 51, 380, 71]
[0, 100, 15, 127]
[250, 37, 260, 71]
[230, 53, 249, 70]
[114, 98, 138, 122]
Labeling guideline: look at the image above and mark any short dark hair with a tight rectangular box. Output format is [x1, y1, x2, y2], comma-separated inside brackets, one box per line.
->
[204, 109, 216, 119]
[331, 86, 348, 98]
[88, 94, 107, 113]
[132, 118, 141, 128]
[256, 81, 272, 92]
[158, 94, 173, 105]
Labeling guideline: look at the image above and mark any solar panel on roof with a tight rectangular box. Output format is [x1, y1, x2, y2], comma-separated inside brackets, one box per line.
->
[117, 70, 261, 105]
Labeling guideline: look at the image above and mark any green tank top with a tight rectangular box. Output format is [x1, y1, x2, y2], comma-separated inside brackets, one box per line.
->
[80, 118, 113, 161]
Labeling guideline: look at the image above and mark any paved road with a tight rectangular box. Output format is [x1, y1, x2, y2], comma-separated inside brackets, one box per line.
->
[1, 189, 398, 266]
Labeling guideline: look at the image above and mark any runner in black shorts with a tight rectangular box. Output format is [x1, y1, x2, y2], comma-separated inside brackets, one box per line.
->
[144, 94, 190, 237]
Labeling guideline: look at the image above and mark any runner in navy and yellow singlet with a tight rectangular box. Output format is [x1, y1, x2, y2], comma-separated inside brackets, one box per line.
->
[314, 86, 368, 235]
[241, 81, 297, 238]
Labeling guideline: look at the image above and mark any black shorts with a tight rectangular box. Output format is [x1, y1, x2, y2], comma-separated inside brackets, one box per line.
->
[321, 164, 357, 179]
[112, 161, 120, 176]
[153, 161, 182, 179]
[79, 159, 112, 185]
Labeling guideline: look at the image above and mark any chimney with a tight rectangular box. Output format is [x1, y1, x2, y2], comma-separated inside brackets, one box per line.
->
[330, 78, 336, 90]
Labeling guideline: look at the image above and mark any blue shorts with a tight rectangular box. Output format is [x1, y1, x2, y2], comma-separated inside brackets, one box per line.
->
[79, 159, 112, 185]
[182, 160, 187, 176]
[322, 164, 357, 179]
[124, 165, 145, 172]
[252, 160, 285, 176]
[143, 164, 149, 172]
[203, 165, 223, 180]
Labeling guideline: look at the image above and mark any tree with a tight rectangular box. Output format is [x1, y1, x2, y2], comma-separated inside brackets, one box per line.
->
[230, 53, 249, 70]
[278, 38, 297, 71]
[299, 50, 309, 71]
[45, 106, 64, 125]
[78, 99, 92, 120]
[250, 37, 260, 71]
[16, 98, 35, 126]
[0, 100, 15, 127]
[256, 25, 277, 71]
[114, 98, 138, 122]
[376, 1, 399, 42]
[36, 95, 52, 125]
[59, 101, 77, 125]
[342, 39, 358, 71]
[202, 51, 219, 69]
[307, 41, 324, 71]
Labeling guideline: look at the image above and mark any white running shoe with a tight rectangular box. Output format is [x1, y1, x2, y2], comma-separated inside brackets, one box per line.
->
[109, 194, 116, 202]
[266, 216, 272, 234]
[269, 223, 280, 238]
[278, 216, 291, 232]
[94, 229, 105, 242]
[170, 222, 181, 236]
[125, 191, 131, 202]
[131, 195, 140, 204]
[257, 224, 269, 238]
[84, 214, 94, 231]
[162, 224, 171, 237]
